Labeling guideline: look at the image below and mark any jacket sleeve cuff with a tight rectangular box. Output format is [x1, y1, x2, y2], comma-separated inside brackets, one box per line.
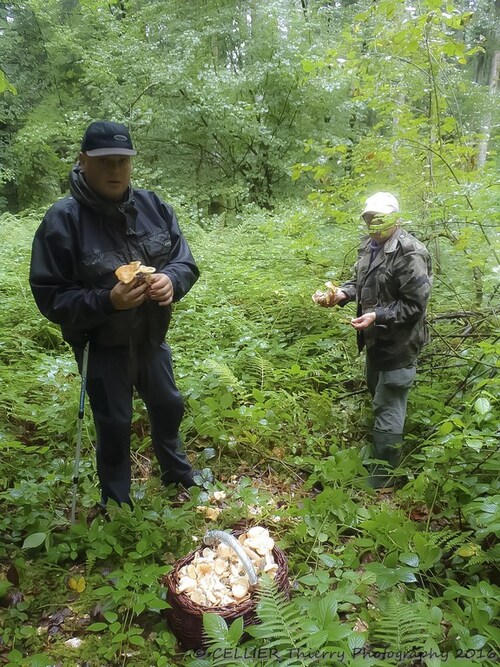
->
[375, 306, 387, 323]
[163, 272, 180, 301]
[101, 290, 116, 313]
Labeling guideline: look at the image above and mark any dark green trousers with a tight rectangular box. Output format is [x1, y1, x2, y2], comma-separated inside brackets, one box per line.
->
[366, 358, 416, 434]
[365, 357, 417, 487]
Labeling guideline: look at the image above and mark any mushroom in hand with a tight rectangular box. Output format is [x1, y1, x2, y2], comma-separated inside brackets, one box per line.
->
[115, 261, 156, 285]
[312, 281, 339, 307]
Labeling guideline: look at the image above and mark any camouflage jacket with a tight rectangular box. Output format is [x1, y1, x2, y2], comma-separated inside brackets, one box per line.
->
[340, 228, 432, 371]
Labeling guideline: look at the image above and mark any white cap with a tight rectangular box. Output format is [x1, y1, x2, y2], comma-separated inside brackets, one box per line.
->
[362, 192, 400, 216]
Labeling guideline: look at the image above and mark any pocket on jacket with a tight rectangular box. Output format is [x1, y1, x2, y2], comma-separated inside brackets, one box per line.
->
[360, 286, 375, 308]
[380, 366, 416, 389]
[141, 232, 172, 266]
[80, 249, 123, 286]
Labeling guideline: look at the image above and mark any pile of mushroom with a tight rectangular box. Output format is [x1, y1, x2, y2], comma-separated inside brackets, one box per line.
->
[195, 490, 227, 521]
[175, 527, 278, 608]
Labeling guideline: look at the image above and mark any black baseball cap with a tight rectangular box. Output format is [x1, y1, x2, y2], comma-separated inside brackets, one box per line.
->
[81, 121, 137, 157]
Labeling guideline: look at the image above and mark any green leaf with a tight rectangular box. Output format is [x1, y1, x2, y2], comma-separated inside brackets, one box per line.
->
[440, 117, 457, 133]
[478, 581, 495, 597]
[202, 613, 228, 642]
[103, 611, 118, 623]
[128, 635, 145, 646]
[348, 633, 366, 650]
[147, 599, 170, 611]
[0, 70, 16, 95]
[468, 634, 487, 650]
[438, 421, 453, 435]
[22, 532, 47, 549]
[326, 624, 354, 641]
[108, 621, 121, 634]
[398, 570, 417, 583]
[318, 593, 338, 624]
[87, 622, 108, 632]
[93, 585, 114, 595]
[308, 629, 329, 649]
[7, 650, 23, 662]
[318, 553, 341, 568]
[399, 552, 419, 568]
[429, 606, 443, 623]
[474, 397, 491, 415]
[220, 392, 234, 409]
[227, 615, 244, 644]
[0, 579, 13, 596]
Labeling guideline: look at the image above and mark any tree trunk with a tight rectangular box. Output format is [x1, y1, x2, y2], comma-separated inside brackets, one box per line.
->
[477, 1, 500, 168]
[477, 51, 500, 168]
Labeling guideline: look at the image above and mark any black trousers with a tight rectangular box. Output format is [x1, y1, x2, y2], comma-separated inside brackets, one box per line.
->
[74, 342, 193, 506]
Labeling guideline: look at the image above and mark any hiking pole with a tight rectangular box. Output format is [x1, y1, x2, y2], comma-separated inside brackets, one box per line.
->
[70, 340, 90, 524]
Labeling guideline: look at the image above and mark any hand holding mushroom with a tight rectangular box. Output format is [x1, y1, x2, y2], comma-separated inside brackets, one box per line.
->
[146, 273, 174, 307]
[115, 261, 156, 286]
[111, 261, 152, 310]
[312, 281, 346, 307]
[112, 261, 174, 308]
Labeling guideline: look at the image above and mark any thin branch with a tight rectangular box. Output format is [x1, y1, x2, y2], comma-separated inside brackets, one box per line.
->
[430, 311, 485, 321]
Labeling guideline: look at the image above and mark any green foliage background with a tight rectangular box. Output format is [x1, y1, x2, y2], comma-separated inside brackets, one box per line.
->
[0, 0, 499, 666]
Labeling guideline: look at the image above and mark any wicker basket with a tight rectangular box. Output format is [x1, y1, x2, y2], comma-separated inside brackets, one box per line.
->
[162, 530, 290, 651]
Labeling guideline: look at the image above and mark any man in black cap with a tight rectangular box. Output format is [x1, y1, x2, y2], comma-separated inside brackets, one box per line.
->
[29, 121, 201, 509]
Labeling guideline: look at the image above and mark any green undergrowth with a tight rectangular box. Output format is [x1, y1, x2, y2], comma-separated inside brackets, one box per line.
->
[0, 203, 498, 666]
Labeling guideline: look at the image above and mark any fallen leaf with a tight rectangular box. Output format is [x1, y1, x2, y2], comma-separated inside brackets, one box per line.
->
[456, 544, 479, 558]
[68, 576, 86, 593]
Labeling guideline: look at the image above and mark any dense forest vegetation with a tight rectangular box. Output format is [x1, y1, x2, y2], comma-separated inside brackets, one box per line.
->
[0, 0, 498, 666]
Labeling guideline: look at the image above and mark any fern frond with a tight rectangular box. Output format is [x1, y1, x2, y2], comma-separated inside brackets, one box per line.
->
[85, 553, 96, 578]
[250, 575, 312, 667]
[370, 591, 438, 655]
[241, 354, 275, 389]
[427, 528, 474, 552]
[468, 551, 496, 567]
[205, 359, 246, 396]
[200, 614, 258, 667]
[467, 542, 500, 568]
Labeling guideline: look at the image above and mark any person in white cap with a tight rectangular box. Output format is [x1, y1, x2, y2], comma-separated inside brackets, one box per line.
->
[314, 192, 432, 489]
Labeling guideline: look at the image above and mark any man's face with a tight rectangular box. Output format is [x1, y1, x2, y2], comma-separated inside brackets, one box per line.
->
[363, 212, 397, 243]
[79, 153, 132, 201]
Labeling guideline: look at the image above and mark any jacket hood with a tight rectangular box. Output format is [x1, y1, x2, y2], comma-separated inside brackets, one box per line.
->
[69, 164, 135, 217]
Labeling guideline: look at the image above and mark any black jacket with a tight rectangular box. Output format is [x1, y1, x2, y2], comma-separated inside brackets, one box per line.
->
[29, 167, 199, 347]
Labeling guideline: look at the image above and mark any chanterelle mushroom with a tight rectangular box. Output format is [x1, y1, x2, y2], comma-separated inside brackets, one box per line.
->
[115, 261, 156, 285]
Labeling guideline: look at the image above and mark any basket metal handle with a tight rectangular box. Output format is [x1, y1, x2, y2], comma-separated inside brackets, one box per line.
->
[203, 530, 258, 586]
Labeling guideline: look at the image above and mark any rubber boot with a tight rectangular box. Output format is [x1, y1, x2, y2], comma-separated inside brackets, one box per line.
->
[367, 430, 403, 490]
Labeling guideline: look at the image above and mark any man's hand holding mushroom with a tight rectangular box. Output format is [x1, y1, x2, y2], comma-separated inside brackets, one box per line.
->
[112, 261, 173, 309]
[111, 279, 148, 310]
[312, 281, 347, 308]
[147, 273, 174, 306]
